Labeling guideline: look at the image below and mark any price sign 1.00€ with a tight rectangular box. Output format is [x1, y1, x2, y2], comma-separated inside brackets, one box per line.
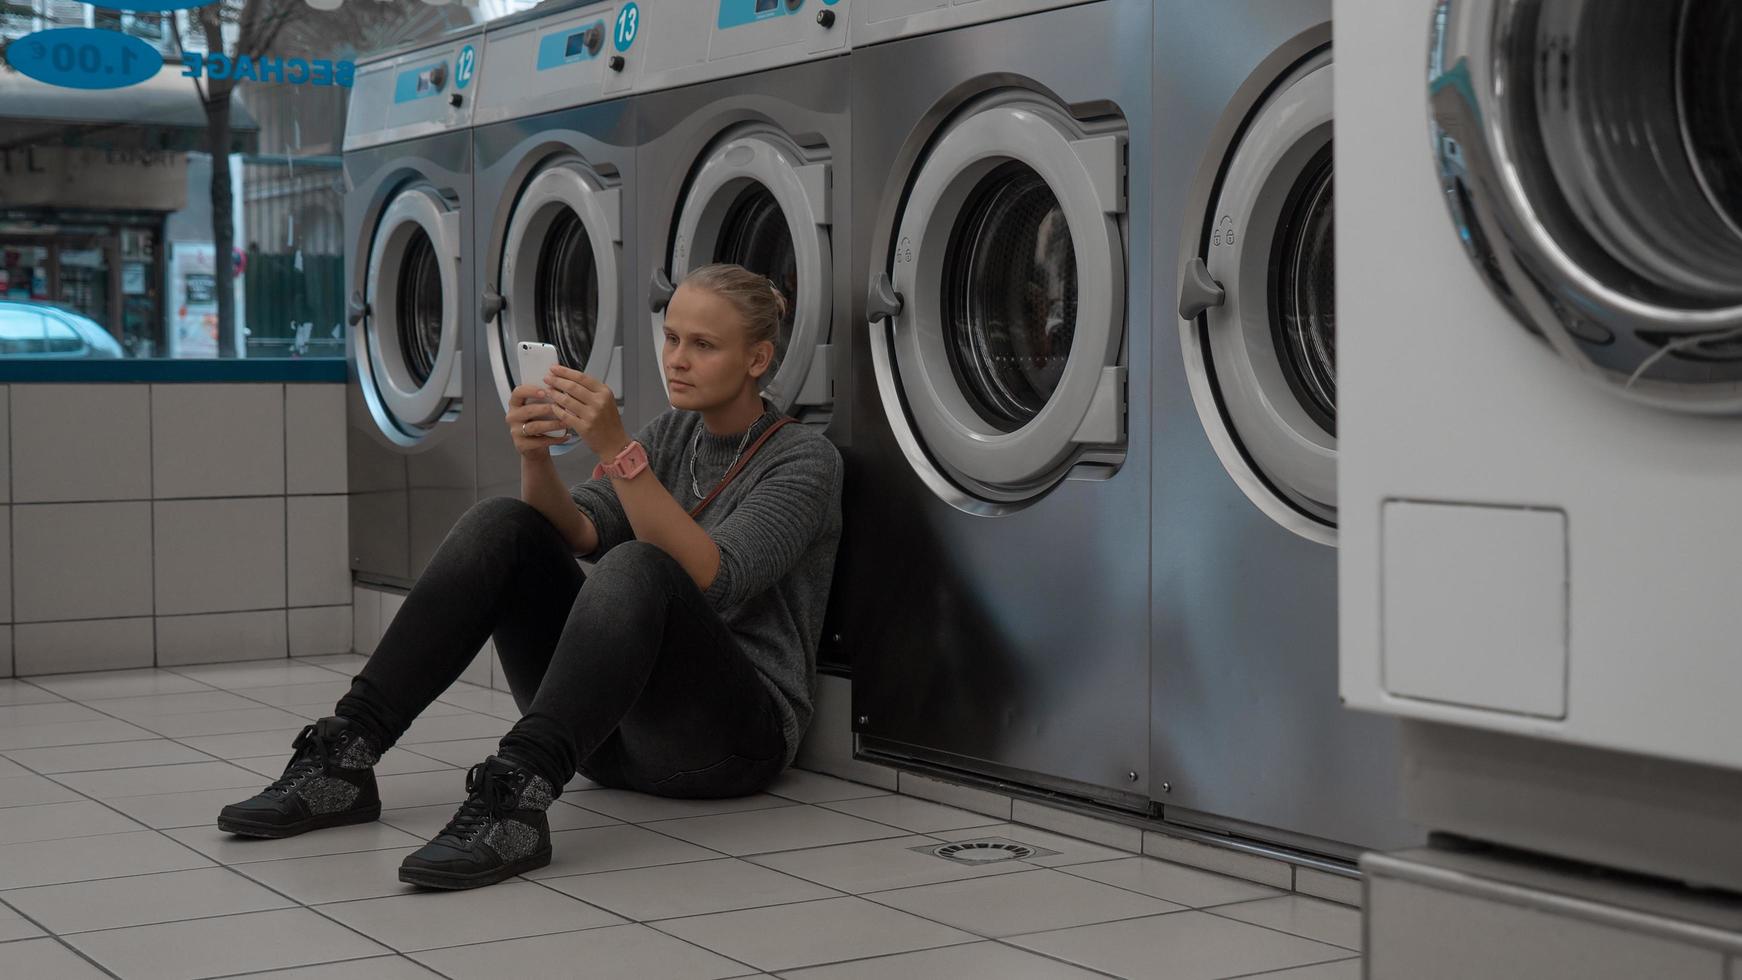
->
[4, 28, 163, 90]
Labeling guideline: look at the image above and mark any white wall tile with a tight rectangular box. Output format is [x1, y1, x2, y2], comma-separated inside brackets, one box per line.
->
[0, 385, 10, 503]
[287, 495, 348, 607]
[350, 585, 379, 655]
[1142, 831, 1295, 889]
[11, 385, 151, 502]
[1, 626, 11, 677]
[794, 674, 898, 791]
[153, 498, 286, 615]
[289, 605, 352, 658]
[151, 384, 285, 498]
[1296, 867, 1363, 908]
[156, 611, 288, 666]
[14, 502, 153, 623]
[1011, 799, 1144, 854]
[0, 506, 9, 623]
[460, 638, 491, 688]
[285, 385, 346, 495]
[490, 644, 509, 694]
[898, 771, 1014, 821]
[378, 591, 405, 639]
[15, 618, 154, 675]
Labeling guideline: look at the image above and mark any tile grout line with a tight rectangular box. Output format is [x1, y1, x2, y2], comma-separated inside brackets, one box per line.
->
[0, 891, 127, 979]
[1, 677, 449, 978]
[1213, 953, 1365, 980]
[4, 383, 10, 681]
[6, 388, 12, 677]
[1196, 902, 1363, 954]
[7, 744, 1336, 980]
[11, 671, 1360, 977]
[282, 383, 290, 658]
[149, 383, 157, 672]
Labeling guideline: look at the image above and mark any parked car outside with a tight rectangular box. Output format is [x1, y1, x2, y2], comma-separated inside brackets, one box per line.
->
[0, 300, 126, 358]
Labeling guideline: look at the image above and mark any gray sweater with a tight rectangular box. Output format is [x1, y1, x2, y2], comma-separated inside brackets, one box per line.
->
[568, 404, 843, 768]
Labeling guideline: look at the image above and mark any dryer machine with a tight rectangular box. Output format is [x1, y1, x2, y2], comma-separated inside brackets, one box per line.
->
[838, 0, 1152, 808]
[1339, 0, 1742, 889]
[344, 28, 484, 590]
[472, 2, 642, 506]
[1151, 2, 1416, 855]
[633, 0, 852, 441]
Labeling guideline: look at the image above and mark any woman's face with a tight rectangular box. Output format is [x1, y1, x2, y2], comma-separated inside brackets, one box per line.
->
[662, 284, 772, 411]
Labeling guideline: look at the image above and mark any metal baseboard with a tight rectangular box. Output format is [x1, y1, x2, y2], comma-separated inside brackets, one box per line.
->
[857, 737, 1362, 878]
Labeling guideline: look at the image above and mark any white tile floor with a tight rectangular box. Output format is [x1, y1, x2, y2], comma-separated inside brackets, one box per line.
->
[0, 661, 1364, 979]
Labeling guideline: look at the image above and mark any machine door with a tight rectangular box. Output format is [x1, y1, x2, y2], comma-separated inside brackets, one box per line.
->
[355, 181, 464, 443]
[1180, 51, 1335, 543]
[867, 92, 1127, 504]
[1431, 0, 1742, 412]
[654, 126, 834, 413]
[487, 157, 623, 452]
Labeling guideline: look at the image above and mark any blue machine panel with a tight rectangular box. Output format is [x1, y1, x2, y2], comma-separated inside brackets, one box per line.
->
[536, 19, 607, 71]
[392, 61, 446, 103]
[718, 0, 802, 30]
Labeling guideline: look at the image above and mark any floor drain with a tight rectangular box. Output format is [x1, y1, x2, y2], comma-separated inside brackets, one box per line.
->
[913, 837, 1061, 865]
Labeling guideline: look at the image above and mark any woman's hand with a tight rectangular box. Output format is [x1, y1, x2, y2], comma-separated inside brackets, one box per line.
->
[507, 384, 568, 458]
[543, 365, 630, 459]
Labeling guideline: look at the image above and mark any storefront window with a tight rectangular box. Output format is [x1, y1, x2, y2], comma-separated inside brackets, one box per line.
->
[0, 0, 542, 369]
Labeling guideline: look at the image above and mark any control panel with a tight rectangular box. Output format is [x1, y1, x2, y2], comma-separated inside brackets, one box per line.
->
[474, 4, 645, 125]
[629, 0, 847, 95]
[345, 30, 482, 151]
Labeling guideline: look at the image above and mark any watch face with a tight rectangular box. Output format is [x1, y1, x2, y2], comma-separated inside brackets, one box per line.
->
[607, 441, 648, 479]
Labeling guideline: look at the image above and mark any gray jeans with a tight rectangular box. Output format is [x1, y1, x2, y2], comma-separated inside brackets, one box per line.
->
[336, 496, 788, 798]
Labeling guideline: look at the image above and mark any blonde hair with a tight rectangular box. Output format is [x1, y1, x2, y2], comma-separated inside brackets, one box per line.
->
[676, 263, 789, 357]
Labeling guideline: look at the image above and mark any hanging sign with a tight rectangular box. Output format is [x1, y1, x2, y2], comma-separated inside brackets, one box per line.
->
[3, 27, 163, 89]
[180, 53, 355, 87]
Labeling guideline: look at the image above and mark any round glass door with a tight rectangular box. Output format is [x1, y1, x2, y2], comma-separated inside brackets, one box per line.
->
[1430, 0, 1742, 412]
[715, 184, 799, 370]
[361, 182, 462, 438]
[874, 92, 1127, 503]
[492, 157, 622, 429]
[661, 126, 831, 412]
[1181, 51, 1335, 542]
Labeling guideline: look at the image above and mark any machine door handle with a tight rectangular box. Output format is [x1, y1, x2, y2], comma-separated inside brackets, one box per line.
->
[1179, 257, 1226, 320]
[481, 287, 504, 322]
[346, 291, 370, 327]
[649, 268, 675, 313]
[867, 271, 904, 323]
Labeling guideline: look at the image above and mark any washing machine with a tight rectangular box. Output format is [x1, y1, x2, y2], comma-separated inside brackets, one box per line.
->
[344, 27, 484, 589]
[1339, 0, 1742, 888]
[1150, 2, 1415, 854]
[472, 1, 642, 506]
[836, 0, 1152, 808]
[632, 0, 851, 439]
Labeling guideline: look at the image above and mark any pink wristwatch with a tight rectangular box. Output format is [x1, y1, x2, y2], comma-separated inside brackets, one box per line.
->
[593, 440, 650, 481]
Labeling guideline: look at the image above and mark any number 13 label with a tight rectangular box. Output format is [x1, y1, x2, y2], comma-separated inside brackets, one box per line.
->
[614, 3, 640, 52]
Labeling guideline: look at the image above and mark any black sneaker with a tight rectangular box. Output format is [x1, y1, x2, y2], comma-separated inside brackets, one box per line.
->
[216, 716, 383, 838]
[397, 755, 556, 890]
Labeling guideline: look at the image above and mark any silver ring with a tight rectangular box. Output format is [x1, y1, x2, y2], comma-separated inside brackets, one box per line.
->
[521, 422, 530, 437]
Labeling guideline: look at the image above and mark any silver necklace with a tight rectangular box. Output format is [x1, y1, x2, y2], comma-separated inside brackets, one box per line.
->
[689, 416, 763, 500]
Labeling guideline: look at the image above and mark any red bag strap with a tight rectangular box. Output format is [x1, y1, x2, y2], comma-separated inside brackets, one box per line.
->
[688, 416, 797, 519]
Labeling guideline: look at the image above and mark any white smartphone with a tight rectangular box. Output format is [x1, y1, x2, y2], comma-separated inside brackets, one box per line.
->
[515, 341, 568, 439]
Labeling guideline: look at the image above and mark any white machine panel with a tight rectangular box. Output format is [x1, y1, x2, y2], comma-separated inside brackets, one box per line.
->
[1337, 0, 1742, 772]
[851, 0, 1094, 47]
[632, 0, 849, 93]
[1380, 501, 1568, 720]
[345, 32, 482, 152]
[474, 5, 641, 125]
